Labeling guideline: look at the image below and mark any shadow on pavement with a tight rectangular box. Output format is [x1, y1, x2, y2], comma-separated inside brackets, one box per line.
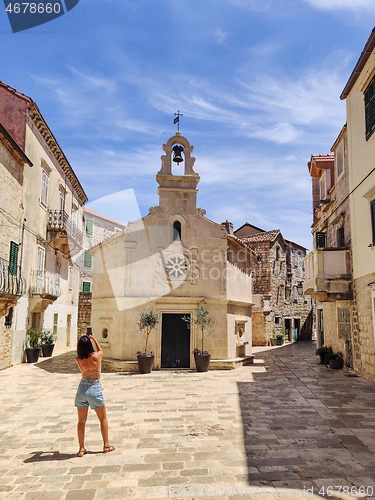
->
[24, 451, 80, 462]
[237, 340, 358, 500]
[35, 351, 79, 374]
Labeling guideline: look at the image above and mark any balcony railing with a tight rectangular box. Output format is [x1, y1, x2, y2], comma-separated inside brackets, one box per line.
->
[30, 270, 62, 299]
[303, 248, 352, 301]
[0, 257, 26, 297]
[48, 210, 83, 246]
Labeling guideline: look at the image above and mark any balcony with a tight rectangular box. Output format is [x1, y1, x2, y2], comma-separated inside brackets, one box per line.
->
[0, 257, 26, 315]
[30, 270, 62, 301]
[47, 210, 83, 257]
[303, 248, 352, 302]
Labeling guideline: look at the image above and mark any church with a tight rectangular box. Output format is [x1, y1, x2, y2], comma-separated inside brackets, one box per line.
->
[89, 132, 255, 370]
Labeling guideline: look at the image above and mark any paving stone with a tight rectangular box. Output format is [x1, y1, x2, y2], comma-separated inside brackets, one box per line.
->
[1, 342, 375, 499]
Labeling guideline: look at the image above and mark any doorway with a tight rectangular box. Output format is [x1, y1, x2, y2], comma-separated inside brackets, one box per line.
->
[294, 318, 300, 341]
[318, 309, 324, 346]
[66, 314, 71, 347]
[284, 318, 291, 341]
[161, 313, 190, 368]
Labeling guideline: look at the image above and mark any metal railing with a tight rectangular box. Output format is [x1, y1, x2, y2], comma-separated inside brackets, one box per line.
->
[48, 210, 83, 246]
[0, 257, 26, 297]
[30, 270, 63, 298]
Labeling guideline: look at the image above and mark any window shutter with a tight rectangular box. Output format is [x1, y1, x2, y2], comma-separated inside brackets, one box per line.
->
[365, 78, 375, 140]
[86, 220, 93, 235]
[371, 200, 375, 246]
[8, 241, 19, 275]
[82, 282, 91, 292]
[84, 251, 92, 267]
[316, 232, 326, 248]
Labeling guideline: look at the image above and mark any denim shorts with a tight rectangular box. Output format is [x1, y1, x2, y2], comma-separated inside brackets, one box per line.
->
[75, 378, 105, 409]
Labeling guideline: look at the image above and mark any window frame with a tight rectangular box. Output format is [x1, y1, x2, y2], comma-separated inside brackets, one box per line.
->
[82, 281, 92, 292]
[336, 143, 344, 180]
[85, 219, 94, 236]
[84, 250, 93, 268]
[364, 75, 375, 141]
[40, 168, 49, 207]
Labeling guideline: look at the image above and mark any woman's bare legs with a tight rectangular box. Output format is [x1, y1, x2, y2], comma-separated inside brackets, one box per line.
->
[77, 407, 88, 456]
[94, 405, 115, 452]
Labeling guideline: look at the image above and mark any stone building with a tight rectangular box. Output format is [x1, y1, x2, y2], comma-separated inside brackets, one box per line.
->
[303, 142, 354, 368]
[0, 81, 87, 366]
[0, 123, 32, 370]
[304, 28, 375, 382]
[90, 132, 255, 370]
[235, 223, 313, 346]
[77, 207, 125, 337]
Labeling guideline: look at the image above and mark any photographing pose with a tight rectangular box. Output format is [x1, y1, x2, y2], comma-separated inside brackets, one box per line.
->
[75, 330, 115, 457]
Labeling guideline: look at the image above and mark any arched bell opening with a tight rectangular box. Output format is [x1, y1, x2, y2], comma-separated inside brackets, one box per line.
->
[172, 144, 184, 175]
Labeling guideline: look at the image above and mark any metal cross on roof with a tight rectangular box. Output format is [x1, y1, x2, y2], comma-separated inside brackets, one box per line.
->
[174, 111, 183, 132]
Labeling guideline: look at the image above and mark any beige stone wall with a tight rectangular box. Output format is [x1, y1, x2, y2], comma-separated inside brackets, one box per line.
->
[351, 273, 375, 382]
[252, 312, 267, 346]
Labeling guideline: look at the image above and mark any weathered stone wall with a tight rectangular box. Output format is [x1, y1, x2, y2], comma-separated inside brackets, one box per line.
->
[77, 292, 92, 338]
[351, 273, 375, 382]
[0, 323, 12, 370]
[252, 311, 267, 346]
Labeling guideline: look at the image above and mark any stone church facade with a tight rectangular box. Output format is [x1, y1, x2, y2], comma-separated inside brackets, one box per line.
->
[90, 133, 254, 370]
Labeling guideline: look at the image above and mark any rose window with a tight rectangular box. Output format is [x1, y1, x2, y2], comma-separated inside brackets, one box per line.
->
[165, 255, 187, 279]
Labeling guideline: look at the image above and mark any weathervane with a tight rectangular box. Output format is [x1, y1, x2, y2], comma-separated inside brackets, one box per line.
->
[174, 111, 183, 132]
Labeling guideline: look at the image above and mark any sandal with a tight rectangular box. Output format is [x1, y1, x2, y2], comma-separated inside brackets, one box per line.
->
[103, 445, 115, 453]
[78, 448, 87, 457]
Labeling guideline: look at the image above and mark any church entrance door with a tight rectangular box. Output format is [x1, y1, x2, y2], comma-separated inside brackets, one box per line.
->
[161, 313, 190, 368]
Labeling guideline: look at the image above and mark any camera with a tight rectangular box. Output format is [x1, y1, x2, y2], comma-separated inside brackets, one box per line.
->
[87, 327, 92, 335]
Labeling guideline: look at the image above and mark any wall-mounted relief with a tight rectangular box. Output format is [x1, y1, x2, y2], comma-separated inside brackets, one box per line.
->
[235, 320, 248, 357]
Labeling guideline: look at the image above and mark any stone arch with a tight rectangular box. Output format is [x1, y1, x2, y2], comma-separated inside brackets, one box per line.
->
[159, 132, 198, 176]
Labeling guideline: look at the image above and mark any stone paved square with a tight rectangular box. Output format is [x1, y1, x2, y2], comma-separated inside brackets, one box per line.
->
[1, 341, 375, 499]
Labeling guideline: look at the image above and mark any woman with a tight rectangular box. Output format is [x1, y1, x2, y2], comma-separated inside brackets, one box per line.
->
[75, 331, 115, 457]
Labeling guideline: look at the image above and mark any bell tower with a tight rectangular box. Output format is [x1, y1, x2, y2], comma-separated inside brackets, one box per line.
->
[156, 132, 200, 213]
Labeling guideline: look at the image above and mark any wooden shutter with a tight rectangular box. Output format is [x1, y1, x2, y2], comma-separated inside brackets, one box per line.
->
[84, 251, 92, 267]
[364, 77, 375, 140]
[8, 241, 19, 275]
[82, 282, 91, 292]
[86, 219, 93, 235]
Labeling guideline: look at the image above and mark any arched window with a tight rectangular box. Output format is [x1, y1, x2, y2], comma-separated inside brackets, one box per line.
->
[173, 221, 181, 241]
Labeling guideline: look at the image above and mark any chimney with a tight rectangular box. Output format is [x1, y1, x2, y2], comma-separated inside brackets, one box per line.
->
[221, 220, 234, 235]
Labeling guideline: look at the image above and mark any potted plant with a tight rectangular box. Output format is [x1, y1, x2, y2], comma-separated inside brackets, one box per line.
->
[184, 305, 214, 372]
[41, 330, 55, 357]
[316, 345, 333, 365]
[25, 328, 43, 363]
[329, 351, 344, 369]
[136, 309, 159, 374]
[275, 333, 284, 345]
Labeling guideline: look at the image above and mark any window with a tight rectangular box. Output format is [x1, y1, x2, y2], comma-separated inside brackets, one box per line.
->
[319, 169, 331, 201]
[86, 219, 93, 236]
[336, 144, 344, 178]
[364, 75, 375, 140]
[275, 316, 280, 325]
[37, 247, 45, 272]
[4, 307, 13, 328]
[53, 313, 58, 337]
[8, 241, 18, 275]
[72, 205, 78, 226]
[69, 266, 73, 290]
[173, 221, 181, 241]
[316, 232, 326, 248]
[285, 287, 291, 301]
[82, 281, 91, 292]
[371, 200, 375, 246]
[59, 192, 65, 212]
[276, 246, 280, 261]
[84, 250, 92, 268]
[337, 226, 345, 247]
[41, 169, 49, 206]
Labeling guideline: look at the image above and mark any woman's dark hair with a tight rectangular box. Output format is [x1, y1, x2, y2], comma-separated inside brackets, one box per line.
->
[77, 335, 94, 359]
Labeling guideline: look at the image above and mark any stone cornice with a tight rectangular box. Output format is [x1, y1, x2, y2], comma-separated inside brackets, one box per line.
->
[28, 103, 88, 204]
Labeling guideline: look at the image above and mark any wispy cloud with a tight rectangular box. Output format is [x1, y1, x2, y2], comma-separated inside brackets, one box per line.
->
[303, 0, 375, 12]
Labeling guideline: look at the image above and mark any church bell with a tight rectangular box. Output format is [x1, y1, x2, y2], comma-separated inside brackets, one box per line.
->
[172, 144, 184, 163]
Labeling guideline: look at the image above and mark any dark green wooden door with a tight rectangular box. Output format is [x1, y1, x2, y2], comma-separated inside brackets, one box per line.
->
[161, 313, 190, 368]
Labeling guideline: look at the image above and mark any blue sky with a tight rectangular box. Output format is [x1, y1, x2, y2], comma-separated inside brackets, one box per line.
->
[1, 1, 375, 249]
